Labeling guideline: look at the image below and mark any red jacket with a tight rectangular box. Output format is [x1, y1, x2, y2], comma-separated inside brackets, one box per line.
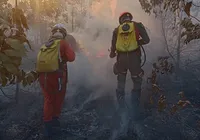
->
[39, 39, 75, 93]
[59, 39, 75, 62]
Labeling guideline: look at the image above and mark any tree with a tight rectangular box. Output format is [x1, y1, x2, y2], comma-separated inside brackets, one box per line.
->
[0, 0, 38, 102]
[138, 0, 200, 115]
[138, 0, 200, 71]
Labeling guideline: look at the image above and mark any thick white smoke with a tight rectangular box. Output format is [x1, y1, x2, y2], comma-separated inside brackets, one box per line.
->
[20, 0, 167, 114]
[67, 0, 166, 99]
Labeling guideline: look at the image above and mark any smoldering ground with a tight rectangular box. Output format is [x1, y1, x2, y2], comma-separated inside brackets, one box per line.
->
[59, 1, 166, 139]
[65, 0, 165, 108]
[0, 1, 180, 140]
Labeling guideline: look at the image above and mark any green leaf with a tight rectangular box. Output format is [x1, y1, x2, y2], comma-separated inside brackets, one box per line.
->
[0, 36, 4, 44]
[12, 58, 22, 66]
[25, 72, 34, 85]
[2, 63, 19, 75]
[3, 49, 27, 57]
[0, 52, 12, 62]
[0, 73, 7, 87]
[0, 17, 11, 26]
[5, 38, 25, 50]
[22, 78, 27, 87]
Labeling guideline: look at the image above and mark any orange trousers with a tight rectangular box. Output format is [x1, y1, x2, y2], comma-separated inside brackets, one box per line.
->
[39, 71, 67, 122]
[42, 88, 66, 122]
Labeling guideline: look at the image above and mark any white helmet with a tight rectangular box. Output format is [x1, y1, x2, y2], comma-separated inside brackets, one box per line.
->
[51, 23, 67, 37]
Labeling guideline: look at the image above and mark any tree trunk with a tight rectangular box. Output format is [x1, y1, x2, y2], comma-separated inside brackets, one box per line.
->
[176, 2, 183, 73]
[15, 0, 17, 7]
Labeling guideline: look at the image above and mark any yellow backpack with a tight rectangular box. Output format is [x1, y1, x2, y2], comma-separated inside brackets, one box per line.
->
[36, 39, 62, 73]
[116, 22, 138, 52]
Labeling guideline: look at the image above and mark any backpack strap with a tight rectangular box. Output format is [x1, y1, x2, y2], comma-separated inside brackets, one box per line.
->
[57, 39, 69, 92]
[57, 40, 63, 92]
[58, 41, 62, 63]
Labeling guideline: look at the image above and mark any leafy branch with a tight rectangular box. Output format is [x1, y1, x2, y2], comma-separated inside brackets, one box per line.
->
[147, 56, 192, 114]
[138, 0, 200, 43]
[0, 6, 38, 90]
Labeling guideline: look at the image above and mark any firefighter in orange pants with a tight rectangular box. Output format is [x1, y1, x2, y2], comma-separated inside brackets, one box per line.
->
[36, 24, 75, 139]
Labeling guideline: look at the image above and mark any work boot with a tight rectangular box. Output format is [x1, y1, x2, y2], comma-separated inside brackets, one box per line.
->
[131, 89, 141, 106]
[131, 89, 141, 119]
[52, 117, 60, 127]
[52, 117, 61, 135]
[116, 89, 126, 109]
[44, 121, 53, 140]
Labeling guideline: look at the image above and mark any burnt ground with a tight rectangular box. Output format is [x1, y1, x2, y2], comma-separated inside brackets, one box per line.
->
[0, 81, 200, 140]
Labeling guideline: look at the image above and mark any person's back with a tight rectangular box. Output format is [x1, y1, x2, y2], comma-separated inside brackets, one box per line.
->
[109, 12, 150, 119]
[36, 23, 75, 139]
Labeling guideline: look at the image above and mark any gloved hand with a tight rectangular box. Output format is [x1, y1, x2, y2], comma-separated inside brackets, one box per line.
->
[109, 51, 116, 58]
[138, 69, 144, 77]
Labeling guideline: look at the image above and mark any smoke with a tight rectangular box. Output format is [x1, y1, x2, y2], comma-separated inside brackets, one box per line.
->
[16, 0, 169, 138]
[20, 0, 166, 119]
[65, 4, 167, 138]
[110, 0, 117, 19]
[67, 0, 166, 98]
[20, 0, 167, 106]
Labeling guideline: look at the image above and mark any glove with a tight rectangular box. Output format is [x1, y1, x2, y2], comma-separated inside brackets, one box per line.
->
[113, 62, 119, 75]
[138, 69, 144, 77]
[138, 40, 145, 45]
[109, 51, 116, 58]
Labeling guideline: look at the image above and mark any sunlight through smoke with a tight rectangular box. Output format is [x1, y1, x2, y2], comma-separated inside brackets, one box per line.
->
[91, 1, 104, 16]
[110, 0, 117, 19]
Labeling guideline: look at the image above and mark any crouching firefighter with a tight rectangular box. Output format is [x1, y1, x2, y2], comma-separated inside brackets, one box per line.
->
[36, 24, 75, 139]
[109, 12, 150, 113]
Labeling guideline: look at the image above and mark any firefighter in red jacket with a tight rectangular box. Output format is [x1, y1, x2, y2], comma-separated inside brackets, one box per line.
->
[109, 12, 150, 113]
[36, 24, 75, 139]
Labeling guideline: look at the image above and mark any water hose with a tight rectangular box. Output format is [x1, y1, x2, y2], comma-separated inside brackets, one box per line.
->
[140, 45, 146, 67]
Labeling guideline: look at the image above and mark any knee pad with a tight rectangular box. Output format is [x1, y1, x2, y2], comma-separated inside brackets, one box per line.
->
[113, 62, 118, 75]
[117, 73, 127, 81]
[131, 76, 142, 83]
[131, 76, 142, 91]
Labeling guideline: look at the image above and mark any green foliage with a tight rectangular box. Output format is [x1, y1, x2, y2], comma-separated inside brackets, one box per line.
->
[138, 0, 200, 43]
[181, 17, 200, 44]
[0, 6, 38, 88]
[147, 57, 192, 114]
[11, 8, 29, 32]
[138, 0, 182, 14]
[138, 0, 153, 14]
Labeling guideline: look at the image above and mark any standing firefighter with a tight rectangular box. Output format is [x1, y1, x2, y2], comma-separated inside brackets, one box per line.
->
[109, 12, 150, 114]
[36, 24, 75, 139]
